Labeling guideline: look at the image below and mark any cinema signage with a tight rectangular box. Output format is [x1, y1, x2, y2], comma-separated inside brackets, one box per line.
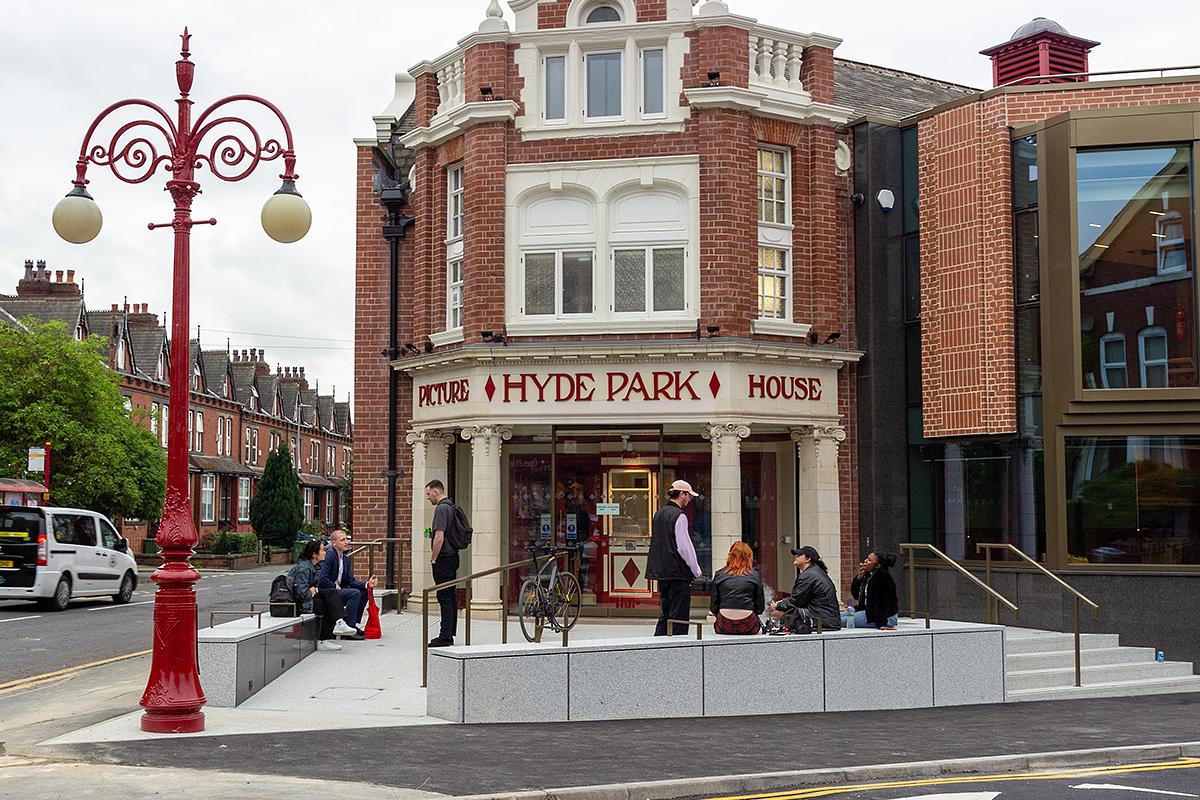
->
[412, 360, 838, 424]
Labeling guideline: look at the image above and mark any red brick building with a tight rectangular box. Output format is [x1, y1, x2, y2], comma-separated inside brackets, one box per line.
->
[353, 0, 971, 611]
[1, 261, 353, 553]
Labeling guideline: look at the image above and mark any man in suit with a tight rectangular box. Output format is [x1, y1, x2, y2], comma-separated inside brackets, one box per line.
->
[317, 528, 377, 639]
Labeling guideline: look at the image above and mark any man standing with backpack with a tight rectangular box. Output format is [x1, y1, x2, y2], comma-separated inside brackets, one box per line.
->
[425, 479, 470, 647]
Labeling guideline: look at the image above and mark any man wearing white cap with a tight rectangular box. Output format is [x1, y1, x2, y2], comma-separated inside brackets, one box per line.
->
[646, 479, 704, 636]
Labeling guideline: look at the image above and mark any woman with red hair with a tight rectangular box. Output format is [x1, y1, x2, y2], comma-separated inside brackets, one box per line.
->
[709, 541, 765, 634]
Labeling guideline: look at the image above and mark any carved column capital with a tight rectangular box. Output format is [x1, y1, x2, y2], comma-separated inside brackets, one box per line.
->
[702, 423, 751, 442]
[460, 425, 512, 460]
[789, 425, 845, 445]
[405, 429, 456, 448]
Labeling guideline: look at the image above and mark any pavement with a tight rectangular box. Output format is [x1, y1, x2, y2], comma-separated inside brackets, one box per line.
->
[1, 607, 1198, 800]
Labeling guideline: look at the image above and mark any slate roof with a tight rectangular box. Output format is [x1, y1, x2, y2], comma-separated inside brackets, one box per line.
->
[0, 295, 87, 334]
[256, 373, 280, 416]
[200, 351, 231, 398]
[317, 395, 335, 432]
[299, 388, 319, 426]
[129, 327, 167, 381]
[0, 304, 29, 332]
[333, 402, 351, 436]
[230, 362, 259, 407]
[834, 58, 978, 121]
[278, 380, 300, 422]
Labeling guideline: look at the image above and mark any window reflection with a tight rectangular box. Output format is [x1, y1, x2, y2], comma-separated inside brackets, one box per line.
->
[1077, 146, 1196, 388]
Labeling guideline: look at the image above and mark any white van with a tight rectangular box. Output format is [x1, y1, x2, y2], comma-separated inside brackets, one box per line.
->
[0, 506, 138, 611]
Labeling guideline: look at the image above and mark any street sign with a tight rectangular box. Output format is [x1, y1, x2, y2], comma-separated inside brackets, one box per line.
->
[27, 447, 45, 472]
[595, 503, 620, 516]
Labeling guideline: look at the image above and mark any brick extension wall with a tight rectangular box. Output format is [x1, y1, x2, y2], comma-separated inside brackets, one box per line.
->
[918, 81, 1200, 438]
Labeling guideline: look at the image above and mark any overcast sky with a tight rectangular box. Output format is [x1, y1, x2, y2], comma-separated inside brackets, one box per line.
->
[3, 1, 1197, 412]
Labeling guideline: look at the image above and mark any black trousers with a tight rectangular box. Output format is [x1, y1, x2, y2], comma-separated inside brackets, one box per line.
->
[312, 588, 345, 640]
[432, 550, 460, 641]
[654, 579, 693, 636]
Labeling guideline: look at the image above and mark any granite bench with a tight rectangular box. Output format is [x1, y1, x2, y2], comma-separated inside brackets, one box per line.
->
[198, 613, 319, 707]
[427, 621, 1006, 723]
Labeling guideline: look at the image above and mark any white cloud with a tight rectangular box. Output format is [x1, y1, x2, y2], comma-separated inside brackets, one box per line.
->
[3, 1, 1197, 413]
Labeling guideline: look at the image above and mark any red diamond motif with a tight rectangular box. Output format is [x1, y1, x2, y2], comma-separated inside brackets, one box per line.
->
[620, 558, 641, 588]
[485, 375, 496, 401]
[709, 372, 721, 397]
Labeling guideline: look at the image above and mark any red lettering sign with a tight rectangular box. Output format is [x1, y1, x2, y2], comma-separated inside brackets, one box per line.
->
[418, 378, 470, 408]
[746, 374, 823, 402]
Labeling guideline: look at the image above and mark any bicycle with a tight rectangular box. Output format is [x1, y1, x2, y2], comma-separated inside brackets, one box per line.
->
[518, 543, 583, 643]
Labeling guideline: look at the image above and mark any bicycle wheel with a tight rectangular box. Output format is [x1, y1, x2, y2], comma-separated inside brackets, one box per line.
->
[551, 572, 582, 631]
[518, 578, 545, 643]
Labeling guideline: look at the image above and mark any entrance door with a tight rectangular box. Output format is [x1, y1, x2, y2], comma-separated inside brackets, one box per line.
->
[604, 468, 656, 598]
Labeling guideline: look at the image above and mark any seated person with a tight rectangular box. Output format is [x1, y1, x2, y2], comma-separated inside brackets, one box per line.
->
[710, 542, 765, 635]
[768, 545, 841, 633]
[289, 540, 354, 650]
[842, 550, 899, 630]
[317, 528, 377, 640]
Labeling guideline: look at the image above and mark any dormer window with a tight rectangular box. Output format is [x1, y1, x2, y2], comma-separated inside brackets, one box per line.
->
[585, 5, 621, 23]
[250, 385, 260, 412]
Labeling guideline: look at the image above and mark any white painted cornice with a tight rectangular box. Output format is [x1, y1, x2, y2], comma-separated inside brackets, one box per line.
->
[684, 85, 852, 126]
[399, 100, 520, 150]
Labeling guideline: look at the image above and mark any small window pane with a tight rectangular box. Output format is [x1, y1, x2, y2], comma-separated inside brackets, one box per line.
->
[642, 49, 664, 116]
[1144, 332, 1167, 361]
[524, 253, 555, 315]
[1103, 338, 1125, 362]
[1014, 210, 1039, 303]
[1016, 306, 1041, 395]
[614, 249, 646, 312]
[652, 248, 685, 311]
[545, 56, 565, 121]
[585, 5, 620, 22]
[561, 251, 593, 314]
[586, 53, 622, 118]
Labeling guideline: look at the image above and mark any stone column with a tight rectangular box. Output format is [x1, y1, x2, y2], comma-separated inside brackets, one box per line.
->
[702, 423, 750, 572]
[404, 430, 455, 595]
[461, 424, 511, 613]
[791, 425, 846, 587]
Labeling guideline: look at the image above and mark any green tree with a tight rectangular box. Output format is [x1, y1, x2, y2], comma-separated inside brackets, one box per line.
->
[0, 320, 165, 520]
[250, 444, 303, 548]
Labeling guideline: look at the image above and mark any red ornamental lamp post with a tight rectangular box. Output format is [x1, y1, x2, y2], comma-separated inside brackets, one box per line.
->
[52, 29, 312, 733]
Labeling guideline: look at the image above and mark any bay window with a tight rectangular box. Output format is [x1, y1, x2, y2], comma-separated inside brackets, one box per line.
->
[585, 52, 622, 119]
[522, 250, 594, 316]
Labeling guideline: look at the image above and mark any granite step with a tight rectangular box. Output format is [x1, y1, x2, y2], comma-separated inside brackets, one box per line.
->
[1006, 646, 1157, 672]
[1007, 674, 1200, 702]
[1003, 630, 1120, 655]
[1006, 659, 1195, 692]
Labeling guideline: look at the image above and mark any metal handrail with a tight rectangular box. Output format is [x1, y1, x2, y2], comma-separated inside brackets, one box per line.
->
[208, 609, 268, 629]
[346, 537, 411, 596]
[420, 552, 572, 687]
[665, 619, 705, 639]
[977, 543, 1100, 687]
[900, 543, 1019, 624]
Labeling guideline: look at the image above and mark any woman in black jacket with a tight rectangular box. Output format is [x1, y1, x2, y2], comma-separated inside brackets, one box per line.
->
[843, 551, 899, 629]
[710, 542, 765, 634]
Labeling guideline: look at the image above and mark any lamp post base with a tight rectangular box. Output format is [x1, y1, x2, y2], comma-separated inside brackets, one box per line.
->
[140, 709, 205, 734]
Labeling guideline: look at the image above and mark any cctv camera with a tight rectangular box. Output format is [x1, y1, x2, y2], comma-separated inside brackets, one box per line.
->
[876, 189, 895, 213]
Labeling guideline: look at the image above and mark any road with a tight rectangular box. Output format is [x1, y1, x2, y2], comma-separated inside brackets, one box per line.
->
[701, 757, 1200, 799]
[0, 565, 278, 683]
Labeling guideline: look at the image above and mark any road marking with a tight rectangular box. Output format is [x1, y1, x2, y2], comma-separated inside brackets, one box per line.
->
[890, 793, 999, 800]
[85, 600, 155, 612]
[707, 758, 1200, 800]
[1073, 784, 1199, 797]
[0, 649, 152, 696]
[0, 615, 41, 624]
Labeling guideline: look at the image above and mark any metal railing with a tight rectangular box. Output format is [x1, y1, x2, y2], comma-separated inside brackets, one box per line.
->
[665, 620, 705, 639]
[900, 543, 1019, 625]
[347, 536, 411, 602]
[420, 552, 573, 687]
[977, 543, 1100, 687]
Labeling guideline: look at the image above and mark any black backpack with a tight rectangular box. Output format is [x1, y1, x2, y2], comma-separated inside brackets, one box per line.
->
[268, 574, 302, 617]
[441, 499, 473, 551]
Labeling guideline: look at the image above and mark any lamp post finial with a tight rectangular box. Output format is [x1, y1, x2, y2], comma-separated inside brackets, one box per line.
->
[180, 27, 191, 59]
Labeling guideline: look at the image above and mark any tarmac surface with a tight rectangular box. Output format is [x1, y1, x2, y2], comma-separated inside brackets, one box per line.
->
[42, 693, 1200, 796]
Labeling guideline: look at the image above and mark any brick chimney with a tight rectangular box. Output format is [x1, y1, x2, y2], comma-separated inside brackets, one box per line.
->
[981, 18, 1099, 87]
[253, 349, 270, 376]
[299, 366, 308, 390]
[126, 302, 160, 330]
[16, 261, 81, 298]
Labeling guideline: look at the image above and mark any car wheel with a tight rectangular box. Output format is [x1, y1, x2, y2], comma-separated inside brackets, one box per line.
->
[40, 576, 71, 612]
[112, 572, 135, 604]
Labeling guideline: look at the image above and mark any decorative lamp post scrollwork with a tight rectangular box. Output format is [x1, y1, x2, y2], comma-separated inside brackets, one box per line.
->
[52, 29, 312, 734]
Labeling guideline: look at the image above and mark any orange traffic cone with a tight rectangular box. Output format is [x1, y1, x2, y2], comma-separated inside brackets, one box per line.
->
[364, 587, 382, 639]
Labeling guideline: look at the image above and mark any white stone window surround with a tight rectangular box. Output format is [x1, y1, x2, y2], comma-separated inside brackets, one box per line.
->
[506, 155, 700, 337]
[513, 22, 692, 141]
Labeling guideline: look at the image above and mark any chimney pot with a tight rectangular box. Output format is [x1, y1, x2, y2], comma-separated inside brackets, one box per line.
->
[23, 260, 32, 279]
[251, 348, 258, 360]
[36, 260, 46, 277]
[55, 270, 64, 283]
[66, 269, 75, 283]
[111, 303, 119, 312]
[124, 303, 130, 313]
[300, 367, 305, 376]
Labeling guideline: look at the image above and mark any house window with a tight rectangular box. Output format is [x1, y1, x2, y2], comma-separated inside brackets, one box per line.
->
[238, 476, 251, 521]
[758, 247, 790, 320]
[122, 395, 132, 414]
[1156, 211, 1187, 274]
[244, 426, 252, 462]
[327, 445, 336, 476]
[447, 163, 464, 241]
[585, 52, 622, 119]
[250, 385, 259, 412]
[160, 405, 169, 448]
[252, 429, 260, 465]
[310, 441, 320, 472]
[1139, 327, 1169, 387]
[585, 4, 621, 23]
[640, 48, 665, 117]
[522, 251, 594, 316]
[200, 474, 216, 522]
[758, 147, 790, 224]
[116, 338, 128, 371]
[343, 448, 350, 476]
[325, 491, 334, 525]
[216, 416, 225, 456]
[191, 411, 204, 453]
[613, 247, 686, 313]
[1100, 333, 1127, 389]
[290, 436, 298, 467]
[544, 55, 566, 122]
[303, 487, 314, 521]
[151, 402, 161, 437]
[448, 259, 464, 329]
[224, 416, 233, 458]
[192, 363, 202, 391]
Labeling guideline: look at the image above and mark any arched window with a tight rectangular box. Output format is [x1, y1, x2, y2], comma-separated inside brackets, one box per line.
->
[585, 5, 621, 23]
[609, 188, 688, 316]
[519, 191, 597, 318]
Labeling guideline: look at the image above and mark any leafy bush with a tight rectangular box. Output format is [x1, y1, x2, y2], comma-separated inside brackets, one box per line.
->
[209, 530, 258, 555]
[300, 518, 327, 536]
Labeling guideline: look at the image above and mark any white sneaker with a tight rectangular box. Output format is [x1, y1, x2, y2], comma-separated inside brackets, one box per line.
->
[332, 620, 354, 636]
[317, 640, 342, 652]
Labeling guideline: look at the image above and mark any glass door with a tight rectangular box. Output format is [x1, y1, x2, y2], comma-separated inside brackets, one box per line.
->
[604, 467, 656, 599]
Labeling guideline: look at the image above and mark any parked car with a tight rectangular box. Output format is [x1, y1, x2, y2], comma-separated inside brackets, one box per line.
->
[0, 506, 138, 611]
